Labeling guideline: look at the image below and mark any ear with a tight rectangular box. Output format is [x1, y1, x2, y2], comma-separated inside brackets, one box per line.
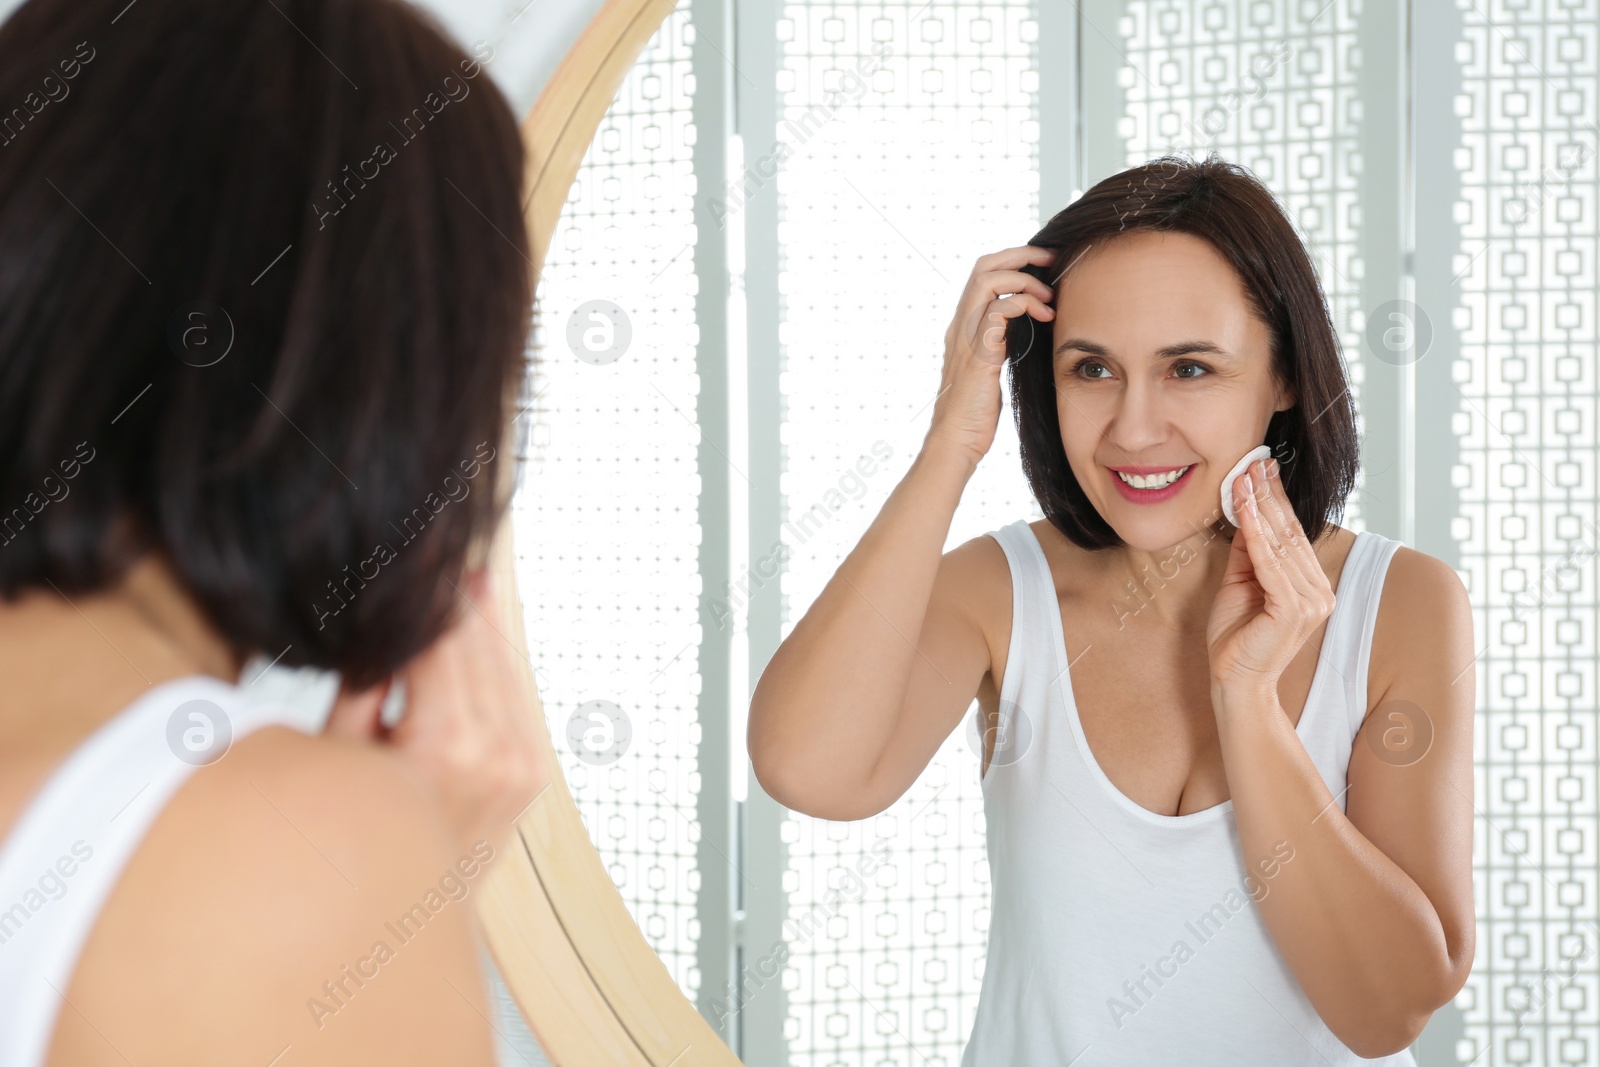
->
[1273, 377, 1298, 414]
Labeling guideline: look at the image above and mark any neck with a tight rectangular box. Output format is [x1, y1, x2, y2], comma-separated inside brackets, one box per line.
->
[1098, 519, 1236, 633]
[115, 553, 246, 682]
[0, 553, 247, 692]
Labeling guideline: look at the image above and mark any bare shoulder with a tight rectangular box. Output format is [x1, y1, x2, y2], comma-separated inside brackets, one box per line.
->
[934, 519, 1084, 698]
[936, 528, 1017, 688]
[48, 725, 499, 1067]
[1376, 541, 1468, 599]
[1368, 541, 1473, 705]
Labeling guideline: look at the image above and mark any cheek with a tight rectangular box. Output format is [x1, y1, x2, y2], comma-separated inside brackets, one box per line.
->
[1055, 408, 1104, 473]
[1055, 391, 1114, 443]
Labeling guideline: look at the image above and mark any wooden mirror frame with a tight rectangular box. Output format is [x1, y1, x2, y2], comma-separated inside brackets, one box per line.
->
[474, 1, 743, 1063]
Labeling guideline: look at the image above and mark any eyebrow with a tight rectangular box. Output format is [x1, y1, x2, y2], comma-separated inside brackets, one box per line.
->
[1052, 338, 1235, 361]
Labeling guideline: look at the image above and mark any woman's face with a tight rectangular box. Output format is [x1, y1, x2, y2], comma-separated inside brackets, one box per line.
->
[1048, 229, 1294, 548]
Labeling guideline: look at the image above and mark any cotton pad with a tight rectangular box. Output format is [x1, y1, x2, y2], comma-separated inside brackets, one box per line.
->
[1220, 445, 1274, 526]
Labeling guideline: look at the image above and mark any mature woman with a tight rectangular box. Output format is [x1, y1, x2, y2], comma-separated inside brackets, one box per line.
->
[0, 1, 545, 1064]
[749, 155, 1475, 1064]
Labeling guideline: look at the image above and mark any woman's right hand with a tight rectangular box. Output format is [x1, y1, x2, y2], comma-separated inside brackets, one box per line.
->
[924, 244, 1057, 465]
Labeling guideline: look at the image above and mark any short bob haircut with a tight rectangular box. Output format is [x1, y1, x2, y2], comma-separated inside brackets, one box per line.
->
[1004, 153, 1360, 552]
[0, 0, 532, 690]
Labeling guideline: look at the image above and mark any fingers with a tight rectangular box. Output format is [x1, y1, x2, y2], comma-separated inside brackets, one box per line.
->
[987, 291, 1055, 322]
[1238, 459, 1328, 634]
[461, 569, 549, 782]
[965, 266, 1056, 305]
[974, 294, 1054, 360]
[391, 599, 477, 747]
[322, 565, 547, 854]
[1254, 461, 1317, 593]
[448, 573, 529, 754]
[1236, 467, 1287, 591]
[396, 569, 548, 849]
[971, 245, 1056, 278]
[954, 249, 1056, 332]
[961, 269, 1053, 334]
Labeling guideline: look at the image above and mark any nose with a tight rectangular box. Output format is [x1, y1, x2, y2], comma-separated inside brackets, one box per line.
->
[1100, 379, 1172, 459]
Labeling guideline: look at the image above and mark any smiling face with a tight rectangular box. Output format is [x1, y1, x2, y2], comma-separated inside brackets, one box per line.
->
[1050, 229, 1295, 548]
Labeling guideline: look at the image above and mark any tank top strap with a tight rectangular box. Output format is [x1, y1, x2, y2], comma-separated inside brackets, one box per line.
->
[1324, 529, 1406, 740]
[0, 673, 317, 1067]
[983, 519, 1062, 708]
[982, 521, 1405, 744]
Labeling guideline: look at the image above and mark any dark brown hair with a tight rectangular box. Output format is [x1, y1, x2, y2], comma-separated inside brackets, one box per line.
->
[0, 0, 533, 689]
[1004, 153, 1359, 551]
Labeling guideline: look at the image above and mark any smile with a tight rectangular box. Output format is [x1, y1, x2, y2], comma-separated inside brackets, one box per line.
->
[1108, 464, 1195, 504]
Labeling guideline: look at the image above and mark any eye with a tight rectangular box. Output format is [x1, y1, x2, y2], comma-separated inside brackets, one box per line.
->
[1066, 358, 1211, 381]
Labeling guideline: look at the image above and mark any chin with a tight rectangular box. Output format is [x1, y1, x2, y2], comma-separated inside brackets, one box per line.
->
[1109, 512, 1228, 551]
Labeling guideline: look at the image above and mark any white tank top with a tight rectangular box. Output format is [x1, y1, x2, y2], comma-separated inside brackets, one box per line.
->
[0, 674, 315, 1067]
[962, 519, 1416, 1066]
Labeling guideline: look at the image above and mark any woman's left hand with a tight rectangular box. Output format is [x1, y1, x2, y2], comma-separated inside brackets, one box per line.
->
[323, 567, 551, 857]
[1205, 455, 1336, 705]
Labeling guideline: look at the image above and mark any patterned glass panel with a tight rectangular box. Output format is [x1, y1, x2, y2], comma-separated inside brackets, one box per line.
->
[773, 2, 1041, 1063]
[512, 6, 703, 1002]
[1451, 1, 1600, 1062]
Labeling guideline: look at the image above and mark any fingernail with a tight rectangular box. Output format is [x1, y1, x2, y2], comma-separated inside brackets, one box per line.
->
[1268, 458, 1280, 480]
[1243, 473, 1254, 496]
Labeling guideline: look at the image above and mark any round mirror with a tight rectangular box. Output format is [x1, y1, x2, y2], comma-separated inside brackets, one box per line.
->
[476, 0, 741, 1063]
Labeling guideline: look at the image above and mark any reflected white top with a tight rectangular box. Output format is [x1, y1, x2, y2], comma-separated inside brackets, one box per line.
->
[961, 519, 1416, 1066]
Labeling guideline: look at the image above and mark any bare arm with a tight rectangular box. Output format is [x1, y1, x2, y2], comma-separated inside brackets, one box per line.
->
[1213, 495, 1477, 1058]
[747, 245, 1055, 821]
[748, 443, 982, 820]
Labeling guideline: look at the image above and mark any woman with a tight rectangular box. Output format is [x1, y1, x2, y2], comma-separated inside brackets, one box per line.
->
[0, 1, 545, 1064]
[748, 155, 1475, 1064]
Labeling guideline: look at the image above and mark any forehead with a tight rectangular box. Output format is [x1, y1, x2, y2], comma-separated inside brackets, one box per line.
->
[1053, 231, 1266, 353]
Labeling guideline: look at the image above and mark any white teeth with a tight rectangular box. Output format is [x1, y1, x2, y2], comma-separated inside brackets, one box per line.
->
[1117, 465, 1190, 490]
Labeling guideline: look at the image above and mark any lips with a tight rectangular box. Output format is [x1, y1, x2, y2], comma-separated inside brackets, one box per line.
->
[1108, 463, 1195, 504]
